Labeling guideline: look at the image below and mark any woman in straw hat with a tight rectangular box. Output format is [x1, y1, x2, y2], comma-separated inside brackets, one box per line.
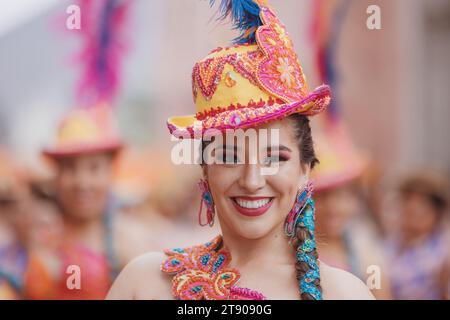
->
[107, 0, 374, 300]
[38, 106, 150, 299]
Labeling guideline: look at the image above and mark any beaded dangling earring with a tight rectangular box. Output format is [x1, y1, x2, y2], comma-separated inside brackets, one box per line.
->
[198, 179, 215, 227]
[284, 182, 313, 237]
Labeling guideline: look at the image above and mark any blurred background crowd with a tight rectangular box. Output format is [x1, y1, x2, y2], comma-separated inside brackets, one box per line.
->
[0, 0, 449, 300]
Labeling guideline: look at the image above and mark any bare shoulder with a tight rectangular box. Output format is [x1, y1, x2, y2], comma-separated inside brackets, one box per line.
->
[106, 251, 173, 300]
[320, 262, 375, 300]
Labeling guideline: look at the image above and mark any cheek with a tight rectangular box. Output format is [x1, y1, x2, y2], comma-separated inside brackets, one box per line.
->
[58, 171, 74, 189]
[206, 165, 240, 196]
[89, 166, 112, 190]
[94, 172, 112, 190]
[410, 207, 437, 229]
[272, 160, 304, 191]
[269, 176, 297, 208]
[267, 168, 304, 216]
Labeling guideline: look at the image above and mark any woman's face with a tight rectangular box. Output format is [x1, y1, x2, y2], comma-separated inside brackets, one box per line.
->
[204, 118, 309, 240]
[401, 192, 439, 238]
[315, 185, 359, 239]
[56, 153, 114, 221]
[0, 179, 33, 242]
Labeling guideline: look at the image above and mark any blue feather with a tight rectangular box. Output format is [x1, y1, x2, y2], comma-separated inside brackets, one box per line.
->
[209, 0, 263, 44]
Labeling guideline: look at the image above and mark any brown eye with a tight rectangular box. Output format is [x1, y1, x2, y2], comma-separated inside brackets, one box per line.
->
[263, 155, 279, 166]
[263, 154, 288, 166]
[214, 147, 243, 165]
[216, 152, 241, 165]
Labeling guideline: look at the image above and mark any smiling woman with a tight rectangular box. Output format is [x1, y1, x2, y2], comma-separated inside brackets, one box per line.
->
[106, 0, 374, 300]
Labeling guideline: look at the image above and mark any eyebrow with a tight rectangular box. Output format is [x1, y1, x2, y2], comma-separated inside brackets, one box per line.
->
[266, 145, 292, 152]
[217, 144, 292, 152]
[217, 144, 238, 151]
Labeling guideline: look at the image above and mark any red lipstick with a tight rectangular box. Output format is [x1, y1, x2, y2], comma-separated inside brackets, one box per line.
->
[231, 197, 274, 217]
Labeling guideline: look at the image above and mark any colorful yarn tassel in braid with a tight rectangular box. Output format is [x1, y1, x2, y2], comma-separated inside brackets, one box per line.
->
[295, 198, 322, 300]
[286, 191, 322, 300]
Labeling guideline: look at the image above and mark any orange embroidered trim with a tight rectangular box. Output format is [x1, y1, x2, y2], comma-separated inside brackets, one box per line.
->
[192, 50, 264, 101]
[160, 236, 266, 300]
[195, 97, 284, 120]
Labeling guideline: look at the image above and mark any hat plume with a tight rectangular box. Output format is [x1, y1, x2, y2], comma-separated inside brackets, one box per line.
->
[209, 0, 266, 44]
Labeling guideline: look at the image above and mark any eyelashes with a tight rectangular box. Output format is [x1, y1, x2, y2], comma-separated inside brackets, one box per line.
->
[214, 151, 243, 165]
[263, 153, 290, 166]
[214, 150, 291, 165]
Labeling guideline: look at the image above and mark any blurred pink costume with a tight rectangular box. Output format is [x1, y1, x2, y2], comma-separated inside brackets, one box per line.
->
[53, 243, 114, 300]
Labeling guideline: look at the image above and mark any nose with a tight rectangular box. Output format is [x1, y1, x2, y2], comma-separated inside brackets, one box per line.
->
[73, 169, 92, 191]
[238, 163, 266, 193]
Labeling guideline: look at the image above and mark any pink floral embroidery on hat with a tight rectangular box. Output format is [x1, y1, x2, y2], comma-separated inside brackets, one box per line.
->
[255, 6, 308, 103]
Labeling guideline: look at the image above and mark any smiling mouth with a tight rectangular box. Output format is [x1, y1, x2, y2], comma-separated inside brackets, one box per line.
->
[231, 196, 274, 217]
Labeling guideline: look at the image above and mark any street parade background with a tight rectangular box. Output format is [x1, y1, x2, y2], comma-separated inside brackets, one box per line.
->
[0, 0, 449, 300]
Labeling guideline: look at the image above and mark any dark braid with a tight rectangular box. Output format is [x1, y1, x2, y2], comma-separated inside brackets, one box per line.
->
[289, 113, 322, 300]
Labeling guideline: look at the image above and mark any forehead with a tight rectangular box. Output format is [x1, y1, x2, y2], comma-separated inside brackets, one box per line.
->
[217, 118, 297, 147]
[56, 152, 113, 166]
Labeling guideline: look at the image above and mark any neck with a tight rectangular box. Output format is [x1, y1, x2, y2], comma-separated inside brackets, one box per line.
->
[220, 222, 295, 269]
[64, 213, 105, 238]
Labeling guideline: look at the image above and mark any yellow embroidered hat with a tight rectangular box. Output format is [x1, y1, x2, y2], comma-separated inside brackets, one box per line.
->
[167, 0, 331, 137]
[42, 105, 122, 158]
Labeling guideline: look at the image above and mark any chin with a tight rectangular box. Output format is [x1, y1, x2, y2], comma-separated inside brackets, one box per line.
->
[235, 224, 273, 240]
[70, 205, 102, 220]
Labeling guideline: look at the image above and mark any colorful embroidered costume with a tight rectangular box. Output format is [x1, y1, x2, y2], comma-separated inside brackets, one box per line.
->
[161, 236, 265, 300]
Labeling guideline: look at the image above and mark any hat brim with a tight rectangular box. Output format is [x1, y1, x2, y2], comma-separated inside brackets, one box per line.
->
[42, 141, 123, 159]
[167, 85, 331, 138]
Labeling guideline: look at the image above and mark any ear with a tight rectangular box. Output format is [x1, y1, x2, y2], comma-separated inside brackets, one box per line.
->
[201, 165, 208, 180]
[298, 164, 311, 189]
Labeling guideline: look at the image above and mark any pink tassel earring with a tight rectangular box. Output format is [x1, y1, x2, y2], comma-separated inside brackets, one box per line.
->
[198, 179, 215, 227]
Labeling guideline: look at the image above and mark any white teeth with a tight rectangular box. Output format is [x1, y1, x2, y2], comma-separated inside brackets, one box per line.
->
[234, 198, 271, 209]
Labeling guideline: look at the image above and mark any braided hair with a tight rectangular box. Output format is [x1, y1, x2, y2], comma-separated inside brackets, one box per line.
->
[289, 113, 322, 300]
